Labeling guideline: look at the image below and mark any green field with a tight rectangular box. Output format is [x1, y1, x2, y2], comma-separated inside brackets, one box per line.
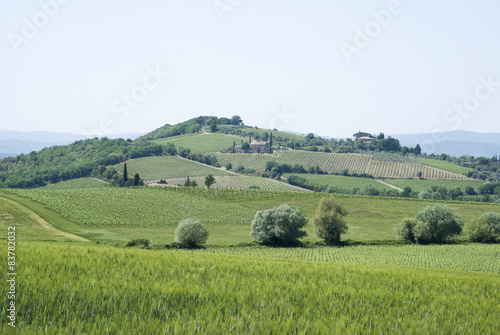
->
[113, 156, 231, 180]
[160, 175, 308, 191]
[152, 133, 239, 153]
[382, 178, 486, 193]
[200, 244, 500, 273]
[4, 241, 498, 334]
[215, 151, 467, 179]
[42, 177, 108, 189]
[283, 173, 394, 192]
[219, 125, 305, 142]
[4, 188, 500, 245]
[415, 158, 472, 174]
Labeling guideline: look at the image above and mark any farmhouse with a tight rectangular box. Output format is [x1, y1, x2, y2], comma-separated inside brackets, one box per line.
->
[251, 141, 269, 152]
[356, 136, 373, 144]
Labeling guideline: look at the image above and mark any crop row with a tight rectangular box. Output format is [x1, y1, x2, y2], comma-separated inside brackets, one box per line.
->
[8, 188, 255, 226]
[199, 244, 500, 273]
[158, 175, 308, 192]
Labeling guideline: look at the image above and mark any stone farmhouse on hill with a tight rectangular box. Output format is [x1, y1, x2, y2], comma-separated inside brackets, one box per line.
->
[250, 141, 269, 152]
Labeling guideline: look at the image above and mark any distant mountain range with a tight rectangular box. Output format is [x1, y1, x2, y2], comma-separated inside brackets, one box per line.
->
[0, 129, 498, 159]
[0, 131, 143, 158]
[389, 130, 500, 158]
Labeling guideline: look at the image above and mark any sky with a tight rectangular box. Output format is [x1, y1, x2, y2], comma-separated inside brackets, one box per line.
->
[1, 0, 499, 139]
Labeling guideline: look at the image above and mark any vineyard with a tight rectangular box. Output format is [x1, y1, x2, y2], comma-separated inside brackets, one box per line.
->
[42, 177, 107, 189]
[200, 244, 500, 273]
[218, 125, 305, 142]
[152, 133, 239, 153]
[6, 242, 499, 334]
[7, 188, 255, 227]
[215, 151, 468, 179]
[5, 188, 499, 243]
[157, 175, 308, 192]
[113, 156, 231, 180]
[381, 178, 487, 193]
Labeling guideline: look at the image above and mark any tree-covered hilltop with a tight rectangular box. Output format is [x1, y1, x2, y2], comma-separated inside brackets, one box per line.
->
[137, 115, 242, 141]
[0, 138, 164, 188]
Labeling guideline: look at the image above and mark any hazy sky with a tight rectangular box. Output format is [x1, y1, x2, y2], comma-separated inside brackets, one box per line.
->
[1, 0, 499, 138]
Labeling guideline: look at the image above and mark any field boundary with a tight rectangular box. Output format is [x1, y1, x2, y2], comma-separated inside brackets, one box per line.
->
[0, 194, 89, 242]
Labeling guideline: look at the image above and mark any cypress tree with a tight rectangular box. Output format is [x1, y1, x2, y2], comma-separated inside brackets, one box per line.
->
[123, 163, 128, 182]
[133, 173, 140, 186]
[269, 132, 273, 154]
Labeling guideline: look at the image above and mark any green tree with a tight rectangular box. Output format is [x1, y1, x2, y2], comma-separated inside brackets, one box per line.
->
[123, 163, 128, 182]
[463, 217, 496, 242]
[174, 219, 209, 248]
[210, 119, 218, 133]
[413, 205, 463, 244]
[205, 174, 215, 189]
[314, 198, 348, 244]
[133, 173, 140, 186]
[414, 144, 421, 155]
[241, 142, 250, 152]
[269, 132, 273, 154]
[417, 171, 423, 179]
[396, 218, 419, 242]
[251, 204, 307, 246]
[230, 115, 242, 125]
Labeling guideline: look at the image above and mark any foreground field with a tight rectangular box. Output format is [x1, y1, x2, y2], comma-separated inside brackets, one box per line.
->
[3, 242, 498, 334]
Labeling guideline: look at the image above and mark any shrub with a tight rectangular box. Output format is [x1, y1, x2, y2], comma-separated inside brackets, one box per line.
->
[463, 217, 495, 243]
[313, 198, 348, 244]
[174, 219, 209, 248]
[481, 212, 500, 235]
[413, 205, 463, 244]
[125, 239, 152, 249]
[250, 204, 307, 246]
[396, 218, 418, 242]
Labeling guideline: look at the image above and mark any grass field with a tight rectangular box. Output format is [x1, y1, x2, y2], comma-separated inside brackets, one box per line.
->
[3, 241, 498, 334]
[113, 156, 231, 180]
[218, 125, 305, 142]
[200, 244, 500, 273]
[158, 175, 308, 191]
[4, 188, 500, 245]
[42, 177, 107, 189]
[215, 151, 468, 179]
[381, 178, 486, 193]
[152, 133, 239, 153]
[415, 158, 472, 174]
[283, 173, 394, 192]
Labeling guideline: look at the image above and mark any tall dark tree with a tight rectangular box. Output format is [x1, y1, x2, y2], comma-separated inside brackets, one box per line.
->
[210, 119, 218, 133]
[265, 132, 268, 142]
[249, 136, 251, 144]
[133, 173, 140, 186]
[269, 132, 273, 154]
[123, 163, 128, 182]
[233, 141, 235, 153]
[414, 144, 422, 156]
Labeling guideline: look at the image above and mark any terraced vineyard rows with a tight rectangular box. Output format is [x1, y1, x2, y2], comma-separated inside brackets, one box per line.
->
[113, 156, 231, 180]
[156, 175, 308, 191]
[216, 151, 468, 179]
[8, 188, 254, 226]
[216, 152, 371, 174]
[367, 161, 468, 179]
